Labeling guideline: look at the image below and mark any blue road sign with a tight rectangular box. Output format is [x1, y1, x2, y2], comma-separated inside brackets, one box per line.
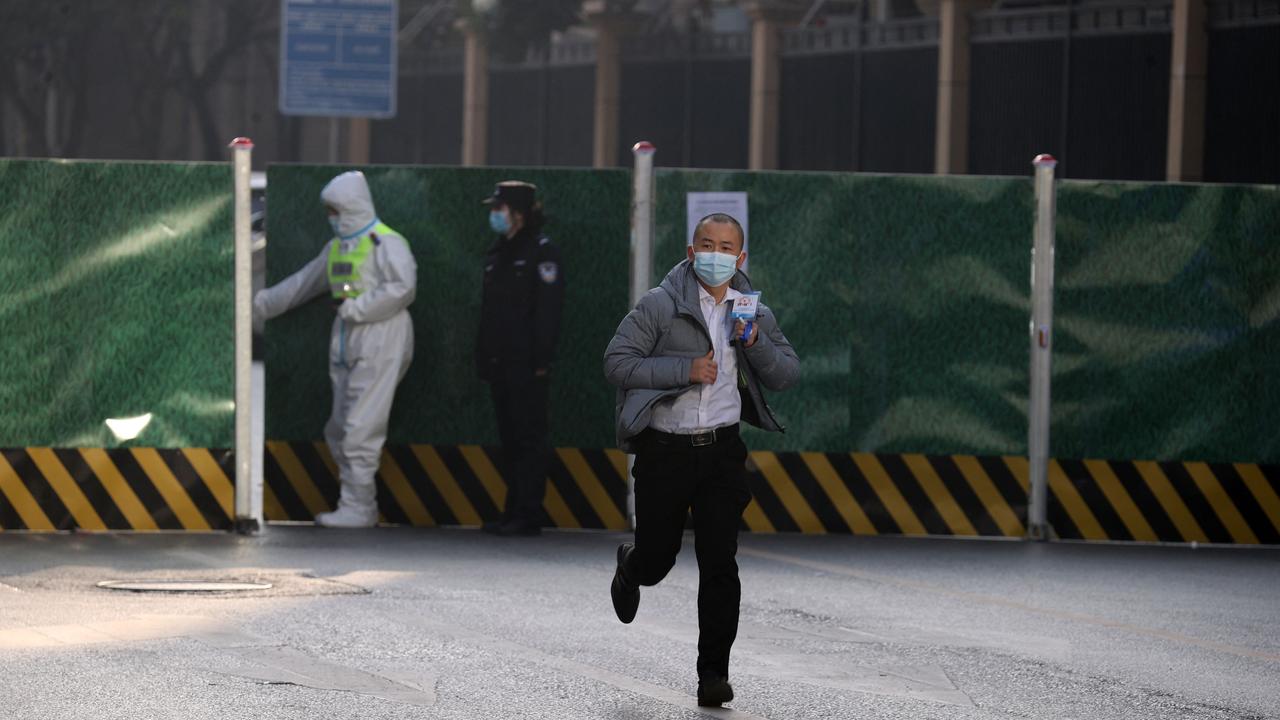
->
[280, 0, 398, 118]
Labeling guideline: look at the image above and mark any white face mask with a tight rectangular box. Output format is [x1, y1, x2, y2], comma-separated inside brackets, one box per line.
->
[328, 215, 341, 237]
[692, 251, 740, 287]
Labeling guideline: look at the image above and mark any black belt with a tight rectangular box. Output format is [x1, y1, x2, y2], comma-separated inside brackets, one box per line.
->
[647, 424, 739, 448]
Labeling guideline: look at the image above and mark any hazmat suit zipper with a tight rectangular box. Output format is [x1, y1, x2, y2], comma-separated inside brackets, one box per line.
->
[338, 319, 349, 369]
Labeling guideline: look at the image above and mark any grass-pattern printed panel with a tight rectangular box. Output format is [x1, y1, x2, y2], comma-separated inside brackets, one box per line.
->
[263, 165, 632, 449]
[266, 164, 1280, 465]
[655, 170, 1035, 455]
[0, 159, 234, 448]
[1053, 181, 1280, 464]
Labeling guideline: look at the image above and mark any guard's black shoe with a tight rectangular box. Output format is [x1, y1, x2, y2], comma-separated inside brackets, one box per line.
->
[696, 674, 734, 707]
[611, 542, 639, 624]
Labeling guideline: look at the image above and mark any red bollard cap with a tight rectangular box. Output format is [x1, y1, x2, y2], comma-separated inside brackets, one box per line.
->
[1032, 153, 1057, 167]
[632, 141, 656, 155]
[229, 137, 255, 149]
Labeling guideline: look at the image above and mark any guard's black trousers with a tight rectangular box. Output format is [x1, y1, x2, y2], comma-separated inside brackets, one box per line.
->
[623, 427, 752, 679]
[489, 376, 550, 526]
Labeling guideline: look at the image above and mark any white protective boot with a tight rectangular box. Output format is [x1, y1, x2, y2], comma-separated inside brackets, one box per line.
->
[315, 481, 378, 528]
[315, 502, 378, 528]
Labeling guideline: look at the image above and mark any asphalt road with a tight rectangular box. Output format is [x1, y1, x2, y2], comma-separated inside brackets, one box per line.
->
[1, 527, 1276, 719]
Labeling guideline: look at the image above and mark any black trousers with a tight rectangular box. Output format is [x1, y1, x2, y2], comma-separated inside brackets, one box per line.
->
[624, 428, 752, 679]
[489, 375, 550, 526]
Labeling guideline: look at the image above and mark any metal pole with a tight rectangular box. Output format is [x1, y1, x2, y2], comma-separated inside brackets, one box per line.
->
[230, 137, 262, 534]
[538, 45, 550, 166]
[851, 1, 864, 171]
[626, 140, 657, 530]
[1027, 153, 1057, 541]
[682, 36, 694, 167]
[1058, 0, 1073, 178]
[630, 142, 656, 313]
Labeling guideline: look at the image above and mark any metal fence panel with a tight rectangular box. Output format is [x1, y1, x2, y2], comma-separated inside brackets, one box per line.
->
[690, 59, 751, 169]
[970, 39, 1066, 176]
[860, 47, 938, 174]
[488, 68, 545, 166]
[1205, 25, 1280, 183]
[546, 65, 596, 167]
[373, 72, 463, 165]
[1066, 34, 1170, 181]
[780, 54, 858, 171]
[619, 61, 691, 166]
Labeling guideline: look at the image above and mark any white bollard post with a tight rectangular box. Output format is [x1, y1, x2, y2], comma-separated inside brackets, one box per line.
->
[626, 141, 657, 531]
[630, 142, 656, 313]
[1026, 153, 1057, 541]
[230, 137, 262, 534]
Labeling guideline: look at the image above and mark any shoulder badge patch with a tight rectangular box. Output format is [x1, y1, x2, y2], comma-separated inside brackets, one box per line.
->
[538, 261, 559, 284]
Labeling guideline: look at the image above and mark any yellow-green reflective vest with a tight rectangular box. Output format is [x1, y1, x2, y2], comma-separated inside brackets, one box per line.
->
[326, 222, 393, 299]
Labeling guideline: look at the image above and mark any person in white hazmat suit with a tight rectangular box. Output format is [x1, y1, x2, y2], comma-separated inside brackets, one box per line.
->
[253, 171, 416, 528]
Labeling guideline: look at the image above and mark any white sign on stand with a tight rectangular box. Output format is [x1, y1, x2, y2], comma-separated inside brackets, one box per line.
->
[686, 192, 749, 270]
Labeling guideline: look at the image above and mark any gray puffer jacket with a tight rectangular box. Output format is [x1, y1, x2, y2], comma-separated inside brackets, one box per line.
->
[603, 260, 800, 452]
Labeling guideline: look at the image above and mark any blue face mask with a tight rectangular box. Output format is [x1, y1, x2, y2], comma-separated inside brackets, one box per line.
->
[489, 210, 511, 235]
[692, 251, 740, 287]
[328, 215, 341, 236]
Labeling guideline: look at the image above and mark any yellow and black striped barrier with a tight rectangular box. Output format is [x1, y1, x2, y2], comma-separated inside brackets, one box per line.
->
[3, 444, 1278, 545]
[263, 442, 630, 531]
[1039, 458, 1280, 545]
[0, 448, 234, 531]
[738, 453, 1280, 545]
[262, 444, 1280, 545]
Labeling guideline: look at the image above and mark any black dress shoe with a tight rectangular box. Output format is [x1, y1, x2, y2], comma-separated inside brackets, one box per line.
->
[697, 674, 734, 707]
[610, 542, 639, 623]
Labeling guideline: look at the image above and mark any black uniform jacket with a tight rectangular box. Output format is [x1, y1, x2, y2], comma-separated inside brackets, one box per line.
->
[476, 226, 566, 382]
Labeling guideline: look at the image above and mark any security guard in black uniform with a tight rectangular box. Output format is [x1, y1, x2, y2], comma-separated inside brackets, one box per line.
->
[477, 181, 565, 536]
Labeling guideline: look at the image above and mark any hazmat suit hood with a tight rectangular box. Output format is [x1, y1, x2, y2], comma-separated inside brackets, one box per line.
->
[321, 171, 379, 239]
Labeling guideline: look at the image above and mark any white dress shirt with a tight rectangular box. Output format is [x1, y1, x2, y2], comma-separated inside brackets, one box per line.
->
[649, 284, 743, 434]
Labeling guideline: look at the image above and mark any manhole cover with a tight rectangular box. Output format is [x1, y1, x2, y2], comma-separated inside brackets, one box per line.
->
[97, 580, 273, 593]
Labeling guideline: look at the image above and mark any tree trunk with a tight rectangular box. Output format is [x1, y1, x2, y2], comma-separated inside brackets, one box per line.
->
[188, 81, 224, 161]
[60, 26, 94, 157]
